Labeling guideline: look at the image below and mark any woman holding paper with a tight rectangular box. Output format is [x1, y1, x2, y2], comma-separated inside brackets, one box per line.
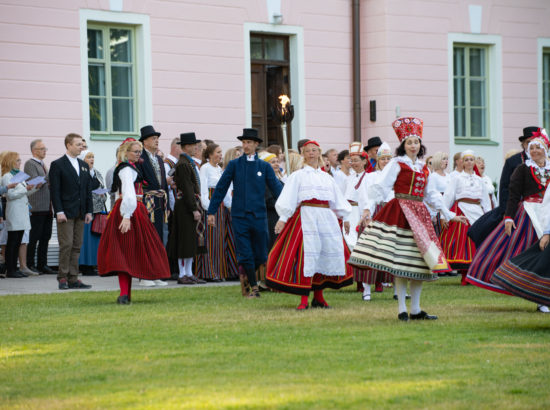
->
[78, 151, 107, 275]
[1, 152, 39, 278]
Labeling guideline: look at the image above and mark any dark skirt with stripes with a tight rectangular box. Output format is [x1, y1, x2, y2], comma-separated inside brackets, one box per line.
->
[439, 203, 476, 270]
[98, 199, 170, 279]
[266, 208, 353, 296]
[195, 188, 239, 280]
[491, 240, 550, 305]
[223, 206, 239, 279]
[465, 203, 538, 294]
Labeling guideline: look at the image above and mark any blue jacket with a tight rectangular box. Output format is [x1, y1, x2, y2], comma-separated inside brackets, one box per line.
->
[208, 154, 282, 218]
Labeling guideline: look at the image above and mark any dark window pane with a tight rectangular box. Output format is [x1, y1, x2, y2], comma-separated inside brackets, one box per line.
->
[265, 37, 285, 60]
[454, 78, 465, 106]
[88, 29, 103, 59]
[544, 53, 550, 80]
[470, 78, 485, 107]
[469, 48, 485, 77]
[110, 29, 131, 62]
[111, 66, 132, 97]
[251, 37, 262, 59]
[453, 47, 464, 76]
[470, 108, 486, 137]
[112, 98, 133, 132]
[88, 64, 105, 96]
[454, 107, 465, 137]
[89, 97, 107, 131]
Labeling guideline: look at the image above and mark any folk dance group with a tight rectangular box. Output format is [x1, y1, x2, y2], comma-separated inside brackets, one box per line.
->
[96, 119, 550, 321]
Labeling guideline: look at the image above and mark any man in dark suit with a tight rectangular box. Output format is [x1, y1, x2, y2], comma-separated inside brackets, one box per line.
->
[49, 133, 93, 289]
[25, 139, 56, 275]
[136, 125, 169, 241]
[468, 126, 538, 246]
[207, 128, 283, 297]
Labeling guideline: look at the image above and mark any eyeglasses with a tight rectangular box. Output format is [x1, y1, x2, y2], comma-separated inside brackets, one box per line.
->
[35, 147, 48, 151]
[130, 150, 142, 155]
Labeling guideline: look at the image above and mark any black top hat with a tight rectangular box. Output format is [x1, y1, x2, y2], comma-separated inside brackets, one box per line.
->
[519, 126, 540, 142]
[237, 128, 262, 143]
[364, 136, 383, 152]
[139, 125, 161, 142]
[177, 132, 201, 146]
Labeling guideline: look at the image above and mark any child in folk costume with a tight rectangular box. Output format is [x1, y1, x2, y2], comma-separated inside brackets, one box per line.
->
[266, 140, 354, 310]
[98, 139, 170, 304]
[348, 117, 467, 321]
[440, 150, 492, 284]
[466, 134, 550, 313]
[343, 142, 367, 248]
[353, 142, 394, 301]
[492, 185, 550, 306]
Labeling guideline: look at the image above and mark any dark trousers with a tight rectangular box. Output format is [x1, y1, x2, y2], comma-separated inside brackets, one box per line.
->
[6, 230, 24, 274]
[231, 215, 269, 286]
[27, 213, 53, 269]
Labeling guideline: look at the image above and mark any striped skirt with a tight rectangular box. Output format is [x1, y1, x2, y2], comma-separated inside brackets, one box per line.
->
[98, 199, 170, 280]
[195, 188, 239, 280]
[266, 208, 353, 296]
[439, 203, 476, 270]
[491, 241, 550, 305]
[348, 198, 447, 281]
[465, 203, 538, 294]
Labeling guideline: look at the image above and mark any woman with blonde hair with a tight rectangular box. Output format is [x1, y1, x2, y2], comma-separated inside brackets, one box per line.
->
[97, 139, 170, 304]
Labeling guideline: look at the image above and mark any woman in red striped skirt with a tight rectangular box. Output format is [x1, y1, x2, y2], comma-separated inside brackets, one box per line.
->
[439, 150, 492, 284]
[97, 139, 170, 304]
[266, 140, 353, 310]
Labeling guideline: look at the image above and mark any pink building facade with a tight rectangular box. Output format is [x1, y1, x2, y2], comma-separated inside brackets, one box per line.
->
[1, 0, 550, 182]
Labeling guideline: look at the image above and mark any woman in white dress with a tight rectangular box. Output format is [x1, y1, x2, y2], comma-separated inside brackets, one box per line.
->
[343, 142, 367, 248]
[266, 140, 353, 310]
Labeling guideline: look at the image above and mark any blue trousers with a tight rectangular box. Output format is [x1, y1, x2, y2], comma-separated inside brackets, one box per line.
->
[231, 214, 269, 272]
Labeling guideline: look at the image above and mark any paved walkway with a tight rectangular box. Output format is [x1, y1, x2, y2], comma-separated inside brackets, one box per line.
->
[0, 274, 236, 296]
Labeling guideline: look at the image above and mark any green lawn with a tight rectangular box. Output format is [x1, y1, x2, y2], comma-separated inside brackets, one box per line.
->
[1, 278, 549, 409]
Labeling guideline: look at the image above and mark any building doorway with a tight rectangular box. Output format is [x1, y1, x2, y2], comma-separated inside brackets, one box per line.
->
[250, 34, 291, 147]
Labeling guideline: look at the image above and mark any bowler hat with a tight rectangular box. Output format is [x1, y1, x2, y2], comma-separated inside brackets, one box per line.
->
[139, 125, 161, 142]
[364, 136, 383, 152]
[177, 132, 201, 146]
[237, 128, 263, 143]
[519, 126, 539, 142]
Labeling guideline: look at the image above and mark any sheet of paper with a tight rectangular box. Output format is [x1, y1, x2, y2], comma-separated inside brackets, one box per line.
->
[26, 176, 46, 185]
[9, 172, 30, 184]
[92, 188, 109, 195]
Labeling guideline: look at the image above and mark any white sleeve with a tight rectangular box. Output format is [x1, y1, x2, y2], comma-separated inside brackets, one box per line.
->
[274, 172, 300, 222]
[3, 174, 28, 200]
[199, 164, 210, 210]
[343, 175, 354, 201]
[543, 187, 550, 234]
[119, 166, 137, 219]
[329, 176, 352, 221]
[425, 173, 455, 221]
[442, 175, 457, 210]
[366, 159, 399, 212]
[480, 178, 492, 213]
[163, 162, 171, 178]
[223, 182, 233, 209]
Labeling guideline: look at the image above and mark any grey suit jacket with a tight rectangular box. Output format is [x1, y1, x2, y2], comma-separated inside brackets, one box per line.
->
[24, 158, 51, 213]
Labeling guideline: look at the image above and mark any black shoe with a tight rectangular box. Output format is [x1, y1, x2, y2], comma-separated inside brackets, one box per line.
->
[311, 298, 331, 309]
[68, 280, 92, 289]
[58, 279, 69, 290]
[393, 294, 411, 300]
[410, 310, 438, 320]
[398, 312, 409, 321]
[447, 271, 458, 277]
[39, 265, 58, 275]
[6, 271, 26, 278]
[117, 295, 131, 305]
[191, 275, 207, 284]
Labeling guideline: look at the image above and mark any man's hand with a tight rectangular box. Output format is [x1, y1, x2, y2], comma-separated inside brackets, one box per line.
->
[504, 220, 516, 236]
[84, 213, 93, 224]
[451, 215, 468, 224]
[7, 182, 17, 189]
[540, 234, 549, 251]
[274, 220, 286, 234]
[56, 213, 67, 224]
[207, 214, 216, 227]
[119, 218, 131, 234]
[26, 184, 35, 191]
[193, 210, 201, 221]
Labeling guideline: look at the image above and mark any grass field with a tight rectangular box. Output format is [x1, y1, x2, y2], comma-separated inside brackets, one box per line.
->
[1, 278, 549, 409]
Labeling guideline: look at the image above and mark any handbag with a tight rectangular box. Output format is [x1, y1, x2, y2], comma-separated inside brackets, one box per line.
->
[91, 211, 108, 235]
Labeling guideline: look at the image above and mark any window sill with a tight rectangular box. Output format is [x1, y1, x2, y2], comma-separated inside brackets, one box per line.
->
[454, 138, 499, 146]
[91, 134, 139, 141]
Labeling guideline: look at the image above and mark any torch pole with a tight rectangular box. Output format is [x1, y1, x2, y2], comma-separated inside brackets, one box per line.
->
[280, 122, 291, 175]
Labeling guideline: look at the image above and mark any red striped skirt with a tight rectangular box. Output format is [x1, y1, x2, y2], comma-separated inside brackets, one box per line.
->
[97, 199, 170, 279]
[439, 203, 476, 269]
[266, 207, 353, 296]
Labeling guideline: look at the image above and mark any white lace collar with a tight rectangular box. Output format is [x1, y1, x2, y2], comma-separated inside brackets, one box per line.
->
[394, 155, 423, 171]
[526, 158, 550, 171]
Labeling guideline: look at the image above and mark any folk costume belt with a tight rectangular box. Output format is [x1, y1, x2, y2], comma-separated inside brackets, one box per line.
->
[301, 199, 329, 208]
[395, 193, 423, 202]
[524, 194, 544, 203]
[458, 198, 481, 205]
[348, 200, 358, 206]
[141, 190, 168, 223]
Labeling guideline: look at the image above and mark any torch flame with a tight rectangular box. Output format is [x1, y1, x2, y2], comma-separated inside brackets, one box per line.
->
[279, 94, 290, 112]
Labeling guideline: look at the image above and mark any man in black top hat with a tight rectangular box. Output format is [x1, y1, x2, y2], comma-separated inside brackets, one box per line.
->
[167, 132, 206, 285]
[363, 136, 382, 173]
[207, 128, 283, 298]
[468, 126, 538, 247]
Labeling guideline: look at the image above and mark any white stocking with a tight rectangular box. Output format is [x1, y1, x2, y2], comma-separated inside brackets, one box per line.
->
[184, 257, 193, 277]
[410, 279, 423, 315]
[394, 277, 408, 314]
[178, 258, 185, 278]
[362, 283, 371, 296]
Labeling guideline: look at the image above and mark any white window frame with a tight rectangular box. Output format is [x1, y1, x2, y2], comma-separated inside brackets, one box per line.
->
[243, 23, 305, 149]
[538, 38, 550, 129]
[79, 9, 152, 141]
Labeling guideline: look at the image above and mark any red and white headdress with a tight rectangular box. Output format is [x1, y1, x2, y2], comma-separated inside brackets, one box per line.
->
[349, 142, 363, 156]
[392, 117, 423, 143]
[303, 140, 320, 148]
[529, 128, 549, 153]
